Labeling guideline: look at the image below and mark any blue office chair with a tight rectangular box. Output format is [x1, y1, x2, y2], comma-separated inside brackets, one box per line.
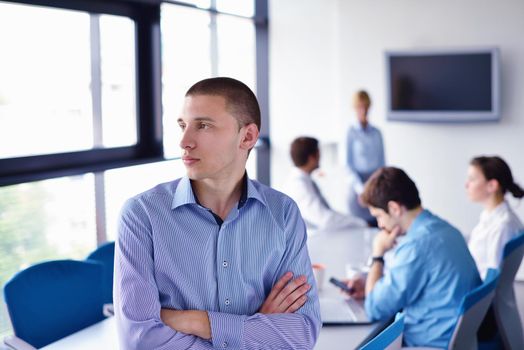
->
[492, 231, 524, 350]
[86, 241, 115, 305]
[3, 259, 105, 349]
[360, 313, 404, 350]
[447, 268, 500, 350]
[403, 269, 499, 350]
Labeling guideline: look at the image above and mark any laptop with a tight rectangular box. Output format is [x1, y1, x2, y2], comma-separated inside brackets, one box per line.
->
[320, 296, 371, 325]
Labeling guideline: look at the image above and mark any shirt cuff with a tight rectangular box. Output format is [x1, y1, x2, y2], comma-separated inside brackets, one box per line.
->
[208, 311, 246, 349]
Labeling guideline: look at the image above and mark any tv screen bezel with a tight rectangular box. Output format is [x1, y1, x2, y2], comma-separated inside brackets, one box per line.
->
[385, 47, 500, 123]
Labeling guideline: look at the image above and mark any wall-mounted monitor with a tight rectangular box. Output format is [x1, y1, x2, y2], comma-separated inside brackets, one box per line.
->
[385, 48, 500, 122]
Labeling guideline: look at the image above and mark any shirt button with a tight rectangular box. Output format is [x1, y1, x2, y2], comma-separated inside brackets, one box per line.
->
[222, 341, 228, 348]
[222, 261, 228, 268]
[225, 298, 231, 306]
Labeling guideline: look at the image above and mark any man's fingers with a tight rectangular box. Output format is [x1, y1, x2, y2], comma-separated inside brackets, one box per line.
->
[284, 295, 308, 313]
[391, 225, 402, 238]
[279, 282, 310, 309]
[274, 275, 308, 305]
[266, 272, 293, 301]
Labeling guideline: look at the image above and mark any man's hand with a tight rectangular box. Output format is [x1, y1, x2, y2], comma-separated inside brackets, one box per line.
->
[341, 277, 365, 300]
[372, 225, 401, 256]
[160, 309, 211, 340]
[259, 272, 311, 314]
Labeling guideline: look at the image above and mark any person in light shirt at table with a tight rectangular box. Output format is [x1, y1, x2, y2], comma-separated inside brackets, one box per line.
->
[343, 167, 481, 348]
[114, 77, 321, 349]
[466, 155, 524, 280]
[284, 136, 367, 231]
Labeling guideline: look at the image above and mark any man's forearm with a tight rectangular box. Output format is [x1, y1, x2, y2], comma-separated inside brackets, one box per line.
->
[365, 261, 383, 295]
[161, 310, 211, 340]
[161, 309, 319, 349]
[210, 311, 319, 350]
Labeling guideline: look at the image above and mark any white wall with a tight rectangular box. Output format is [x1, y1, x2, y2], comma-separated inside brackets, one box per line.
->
[337, 0, 524, 234]
[270, 0, 524, 234]
[269, 0, 343, 194]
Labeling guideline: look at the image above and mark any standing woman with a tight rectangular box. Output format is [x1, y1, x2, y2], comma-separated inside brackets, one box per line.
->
[466, 155, 524, 279]
[346, 90, 385, 226]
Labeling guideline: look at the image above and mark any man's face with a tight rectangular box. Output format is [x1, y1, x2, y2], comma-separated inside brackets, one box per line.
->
[178, 94, 246, 181]
[369, 206, 400, 233]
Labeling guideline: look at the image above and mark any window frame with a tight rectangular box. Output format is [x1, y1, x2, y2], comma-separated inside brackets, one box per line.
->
[0, 0, 269, 187]
[0, 0, 164, 187]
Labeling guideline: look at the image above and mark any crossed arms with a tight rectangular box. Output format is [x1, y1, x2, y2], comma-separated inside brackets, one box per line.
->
[114, 197, 321, 350]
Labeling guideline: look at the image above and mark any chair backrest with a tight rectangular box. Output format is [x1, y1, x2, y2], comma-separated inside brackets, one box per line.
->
[360, 313, 404, 350]
[493, 230, 524, 349]
[3, 259, 105, 348]
[500, 230, 524, 286]
[86, 241, 115, 304]
[447, 268, 500, 350]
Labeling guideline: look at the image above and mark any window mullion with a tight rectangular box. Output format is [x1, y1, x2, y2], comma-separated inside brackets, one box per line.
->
[90, 13, 103, 148]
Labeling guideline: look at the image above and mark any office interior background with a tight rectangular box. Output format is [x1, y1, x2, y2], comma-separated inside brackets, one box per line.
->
[1, 0, 524, 340]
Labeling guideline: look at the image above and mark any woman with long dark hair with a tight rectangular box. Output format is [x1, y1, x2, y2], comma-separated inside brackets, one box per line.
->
[465, 155, 524, 279]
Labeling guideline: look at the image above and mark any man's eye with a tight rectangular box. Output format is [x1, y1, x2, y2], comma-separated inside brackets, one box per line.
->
[199, 123, 210, 129]
[178, 124, 186, 130]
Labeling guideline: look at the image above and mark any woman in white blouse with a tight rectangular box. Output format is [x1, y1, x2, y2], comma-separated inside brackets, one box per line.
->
[465, 155, 524, 280]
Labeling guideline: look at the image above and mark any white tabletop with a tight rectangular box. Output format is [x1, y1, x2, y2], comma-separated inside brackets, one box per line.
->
[307, 227, 385, 350]
[40, 316, 117, 350]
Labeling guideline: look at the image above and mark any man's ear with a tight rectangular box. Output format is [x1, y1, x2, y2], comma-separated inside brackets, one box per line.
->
[240, 123, 259, 151]
[387, 201, 402, 217]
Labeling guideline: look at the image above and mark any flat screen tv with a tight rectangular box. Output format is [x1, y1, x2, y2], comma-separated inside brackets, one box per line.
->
[385, 48, 500, 122]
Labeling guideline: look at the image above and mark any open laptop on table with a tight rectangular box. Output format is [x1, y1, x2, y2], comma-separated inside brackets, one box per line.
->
[320, 296, 371, 325]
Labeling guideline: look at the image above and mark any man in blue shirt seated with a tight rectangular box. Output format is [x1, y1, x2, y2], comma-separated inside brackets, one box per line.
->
[114, 77, 321, 349]
[344, 166, 481, 348]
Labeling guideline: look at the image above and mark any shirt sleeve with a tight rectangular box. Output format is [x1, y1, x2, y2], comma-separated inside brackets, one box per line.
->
[207, 199, 322, 349]
[114, 198, 213, 350]
[365, 241, 427, 321]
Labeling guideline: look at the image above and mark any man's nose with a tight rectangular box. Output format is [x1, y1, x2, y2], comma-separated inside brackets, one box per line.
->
[180, 129, 195, 150]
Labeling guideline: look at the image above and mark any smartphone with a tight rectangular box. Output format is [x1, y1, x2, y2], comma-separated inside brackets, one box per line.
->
[329, 277, 355, 294]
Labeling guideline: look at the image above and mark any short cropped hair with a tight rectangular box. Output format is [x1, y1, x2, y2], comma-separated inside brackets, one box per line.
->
[290, 137, 319, 167]
[353, 90, 371, 109]
[186, 77, 261, 131]
[360, 167, 421, 212]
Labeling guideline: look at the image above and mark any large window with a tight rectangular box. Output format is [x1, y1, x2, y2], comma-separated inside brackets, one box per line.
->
[160, 3, 256, 157]
[0, 0, 267, 337]
[0, 3, 137, 158]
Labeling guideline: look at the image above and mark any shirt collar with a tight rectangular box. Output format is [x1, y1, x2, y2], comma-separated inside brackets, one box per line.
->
[406, 209, 432, 237]
[356, 122, 371, 132]
[172, 173, 266, 210]
[480, 200, 509, 222]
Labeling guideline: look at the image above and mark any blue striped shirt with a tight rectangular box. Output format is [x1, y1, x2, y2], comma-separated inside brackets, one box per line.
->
[114, 175, 321, 349]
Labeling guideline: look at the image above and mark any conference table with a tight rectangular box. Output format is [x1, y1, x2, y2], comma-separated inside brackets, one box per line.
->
[307, 227, 385, 349]
[40, 227, 524, 349]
